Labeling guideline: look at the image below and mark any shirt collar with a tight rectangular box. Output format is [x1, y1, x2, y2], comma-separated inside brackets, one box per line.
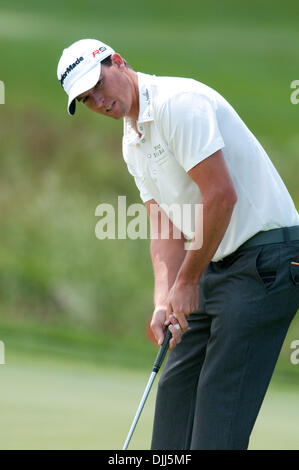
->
[137, 72, 154, 123]
[123, 72, 154, 144]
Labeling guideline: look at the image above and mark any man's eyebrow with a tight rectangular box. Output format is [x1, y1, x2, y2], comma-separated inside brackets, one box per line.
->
[76, 79, 100, 102]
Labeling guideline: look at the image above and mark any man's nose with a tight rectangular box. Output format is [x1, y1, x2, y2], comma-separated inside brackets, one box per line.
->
[90, 90, 105, 109]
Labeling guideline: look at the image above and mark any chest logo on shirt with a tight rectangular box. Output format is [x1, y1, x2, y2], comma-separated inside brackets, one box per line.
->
[147, 143, 167, 165]
[153, 144, 164, 158]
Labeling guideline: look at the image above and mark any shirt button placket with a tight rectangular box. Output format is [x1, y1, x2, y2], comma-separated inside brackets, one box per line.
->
[137, 123, 145, 143]
[139, 125, 145, 143]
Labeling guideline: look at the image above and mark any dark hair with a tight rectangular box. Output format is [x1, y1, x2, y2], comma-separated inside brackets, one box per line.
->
[101, 55, 132, 69]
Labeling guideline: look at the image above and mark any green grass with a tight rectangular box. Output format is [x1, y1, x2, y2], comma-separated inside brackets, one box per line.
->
[0, 2, 299, 445]
[249, 382, 299, 450]
[0, 352, 156, 450]
[0, 318, 298, 449]
[0, 347, 298, 450]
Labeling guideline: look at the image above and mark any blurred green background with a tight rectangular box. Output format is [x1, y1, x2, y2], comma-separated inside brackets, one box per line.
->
[0, 0, 299, 450]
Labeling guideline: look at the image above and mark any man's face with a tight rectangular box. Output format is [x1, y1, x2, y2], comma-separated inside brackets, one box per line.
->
[76, 54, 137, 120]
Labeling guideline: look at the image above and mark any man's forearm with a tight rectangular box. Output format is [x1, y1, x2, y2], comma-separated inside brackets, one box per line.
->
[151, 237, 186, 308]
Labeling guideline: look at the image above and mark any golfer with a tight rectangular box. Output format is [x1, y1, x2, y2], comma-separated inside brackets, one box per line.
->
[57, 39, 299, 449]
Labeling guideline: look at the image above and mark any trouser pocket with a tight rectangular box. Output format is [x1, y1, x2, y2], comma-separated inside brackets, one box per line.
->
[255, 245, 280, 291]
[259, 271, 276, 287]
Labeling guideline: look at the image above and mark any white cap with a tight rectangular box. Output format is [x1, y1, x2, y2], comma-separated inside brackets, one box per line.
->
[57, 39, 115, 115]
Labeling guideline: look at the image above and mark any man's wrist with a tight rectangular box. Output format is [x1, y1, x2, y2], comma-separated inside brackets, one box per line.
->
[176, 268, 201, 286]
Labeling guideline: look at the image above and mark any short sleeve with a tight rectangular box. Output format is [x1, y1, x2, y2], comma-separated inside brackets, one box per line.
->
[159, 93, 225, 172]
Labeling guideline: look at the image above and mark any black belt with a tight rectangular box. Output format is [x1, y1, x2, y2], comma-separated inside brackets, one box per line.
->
[241, 225, 299, 250]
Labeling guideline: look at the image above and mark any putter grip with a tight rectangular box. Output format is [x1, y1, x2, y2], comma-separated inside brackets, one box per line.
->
[153, 328, 172, 373]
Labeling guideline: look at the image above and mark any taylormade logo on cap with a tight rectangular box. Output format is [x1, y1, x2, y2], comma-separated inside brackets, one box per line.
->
[57, 39, 115, 115]
[60, 56, 84, 87]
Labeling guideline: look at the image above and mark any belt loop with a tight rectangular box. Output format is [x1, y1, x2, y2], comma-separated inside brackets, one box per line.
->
[282, 227, 290, 243]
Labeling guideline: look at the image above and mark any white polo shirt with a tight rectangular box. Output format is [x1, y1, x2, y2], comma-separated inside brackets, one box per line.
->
[122, 72, 299, 261]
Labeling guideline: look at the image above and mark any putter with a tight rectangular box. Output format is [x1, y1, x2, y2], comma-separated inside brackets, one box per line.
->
[122, 328, 172, 450]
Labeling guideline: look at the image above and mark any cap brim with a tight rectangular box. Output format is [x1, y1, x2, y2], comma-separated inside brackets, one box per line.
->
[67, 63, 102, 116]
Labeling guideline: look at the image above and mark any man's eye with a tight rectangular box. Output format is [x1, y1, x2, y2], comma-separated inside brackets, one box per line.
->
[95, 79, 102, 88]
[82, 96, 89, 103]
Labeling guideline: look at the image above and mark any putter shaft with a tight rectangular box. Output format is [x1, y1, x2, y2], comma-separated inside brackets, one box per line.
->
[122, 371, 157, 450]
[122, 329, 172, 450]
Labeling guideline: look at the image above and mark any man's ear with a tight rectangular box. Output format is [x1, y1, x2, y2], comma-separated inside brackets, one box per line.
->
[110, 53, 124, 68]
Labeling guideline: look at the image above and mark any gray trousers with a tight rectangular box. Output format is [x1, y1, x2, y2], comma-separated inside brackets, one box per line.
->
[151, 237, 299, 450]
